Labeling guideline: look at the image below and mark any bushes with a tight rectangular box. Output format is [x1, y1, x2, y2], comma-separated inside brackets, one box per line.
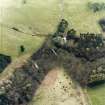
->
[88, 63, 105, 86]
[0, 54, 11, 73]
[56, 19, 68, 34]
[53, 19, 104, 61]
[67, 29, 76, 40]
[88, 2, 105, 12]
[20, 45, 25, 53]
[99, 19, 105, 32]
[79, 33, 103, 49]
[0, 94, 10, 105]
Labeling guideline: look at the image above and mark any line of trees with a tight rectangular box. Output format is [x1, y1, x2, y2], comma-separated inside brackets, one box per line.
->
[88, 2, 105, 12]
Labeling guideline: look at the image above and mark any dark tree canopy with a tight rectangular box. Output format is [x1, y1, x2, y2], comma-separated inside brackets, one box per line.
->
[57, 19, 68, 33]
[0, 54, 11, 73]
[20, 45, 25, 53]
[99, 19, 105, 32]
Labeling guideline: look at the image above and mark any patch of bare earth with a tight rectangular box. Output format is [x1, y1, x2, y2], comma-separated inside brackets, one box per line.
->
[42, 68, 59, 87]
[29, 68, 89, 105]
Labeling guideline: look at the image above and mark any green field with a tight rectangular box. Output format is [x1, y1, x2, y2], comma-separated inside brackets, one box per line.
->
[0, 0, 60, 59]
[1, 0, 105, 105]
[1, 0, 105, 59]
[88, 84, 105, 105]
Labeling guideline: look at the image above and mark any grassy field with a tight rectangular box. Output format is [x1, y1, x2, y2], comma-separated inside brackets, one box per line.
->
[1, 0, 105, 105]
[88, 84, 105, 105]
[0, 0, 60, 59]
[1, 0, 105, 59]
